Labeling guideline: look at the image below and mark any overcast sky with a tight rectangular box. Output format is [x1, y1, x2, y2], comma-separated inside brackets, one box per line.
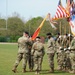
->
[0, 0, 75, 20]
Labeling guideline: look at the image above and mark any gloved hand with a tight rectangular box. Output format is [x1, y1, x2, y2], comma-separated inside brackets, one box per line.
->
[68, 34, 70, 36]
[59, 47, 63, 50]
[31, 50, 34, 56]
[64, 48, 67, 51]
[59, 47, 62, 49]
[59, 35, 61, 38]
[68, 47, 70, 50]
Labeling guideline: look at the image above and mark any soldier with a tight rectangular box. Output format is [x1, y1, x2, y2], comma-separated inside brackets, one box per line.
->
[31, 36, 45, 74]
[69, 36, 75, 74]
[28, 36, 34, 71]
[12, 31, 31, 73]
[55, 33, 64, 71]
[46, 33, 56, 73]
[62, 34, 72, 72]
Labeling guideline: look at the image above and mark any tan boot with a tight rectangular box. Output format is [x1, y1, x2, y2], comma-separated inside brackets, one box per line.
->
[69, 70, 75, 74]
[29, 69, 33, 72]
[22, 68, 26, 73]
[35, 71, 38, 74]
[48, 68, 54, 73]
[12, 67, 17, 73]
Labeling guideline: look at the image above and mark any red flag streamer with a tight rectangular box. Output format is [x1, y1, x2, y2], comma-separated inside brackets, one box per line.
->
[31, 14, 48, 40]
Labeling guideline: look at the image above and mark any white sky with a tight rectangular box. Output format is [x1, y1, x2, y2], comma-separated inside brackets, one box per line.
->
[0, 0, 75, 20]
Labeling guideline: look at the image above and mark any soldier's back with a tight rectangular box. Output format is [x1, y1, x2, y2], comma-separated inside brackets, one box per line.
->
[18, 36, 29, 53]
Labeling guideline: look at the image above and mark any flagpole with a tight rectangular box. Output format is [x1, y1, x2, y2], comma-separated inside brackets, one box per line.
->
[65, 24, 66, 34]
[60, 22, 61, 36]
[60, 21, 62, 46]
[64, 23, 67, 48]
[69, 24, 71, 46]
[6, 0, 8, 30]
[39, 14, 48, 28]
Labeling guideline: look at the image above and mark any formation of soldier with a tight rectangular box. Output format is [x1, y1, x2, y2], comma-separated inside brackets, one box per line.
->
[12, 31, 75, 74]
[55, 32, 75, 74]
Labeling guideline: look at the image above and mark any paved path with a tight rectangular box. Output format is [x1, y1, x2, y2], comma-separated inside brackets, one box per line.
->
[0, 42, 17, 44]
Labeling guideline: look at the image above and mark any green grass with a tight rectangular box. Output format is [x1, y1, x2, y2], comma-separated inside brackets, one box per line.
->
[0, 43, 75, 75]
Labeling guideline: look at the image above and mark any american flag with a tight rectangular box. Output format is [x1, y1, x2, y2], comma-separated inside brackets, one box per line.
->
[66, 0, 74, 15]
[52, 0, 70, 20]
[66, 0, 73, 4]
[69, 15, 75, 36]
[66, 0, 71, 12]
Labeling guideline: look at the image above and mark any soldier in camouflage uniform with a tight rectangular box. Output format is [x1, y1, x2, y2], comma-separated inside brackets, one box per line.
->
[62, 34, 72, 72]
[46, 33, 55, 73]
[12, 31, 31, 73]
[55, 33, 64, 71]
[69, 36, 75, 74]
[28, 37, 34, 71]
[31, 36, 45, 74]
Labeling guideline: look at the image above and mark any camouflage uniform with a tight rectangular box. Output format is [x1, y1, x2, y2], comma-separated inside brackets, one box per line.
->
[47, 36, 55, 73]
[31, 37, 45, 74]
[12, 33, 30, 73]
[55, 35, 64, 71]
[62, 35, 72, 71]
[69, 37, 75, 74]
[28, 40, 34, 71]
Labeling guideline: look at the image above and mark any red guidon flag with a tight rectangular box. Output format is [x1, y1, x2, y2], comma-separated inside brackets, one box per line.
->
[31, 14, 48, 40]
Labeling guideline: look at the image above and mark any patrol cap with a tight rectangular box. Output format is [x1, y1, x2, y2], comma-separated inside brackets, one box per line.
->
[46, 32, 52, 36]
[57, 32, 60, 35]
[65, 33, 68, 36]
[36, 36, 41, 41]
[24, 31, 29, 35]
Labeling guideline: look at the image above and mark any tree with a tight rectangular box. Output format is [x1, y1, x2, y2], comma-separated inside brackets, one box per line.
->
[0, 15, 71, 42]
[24, 17, 43, 36]
[7, 16, 25, 36]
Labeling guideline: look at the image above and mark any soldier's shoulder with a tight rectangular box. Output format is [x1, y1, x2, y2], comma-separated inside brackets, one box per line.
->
[50, 37, 55, 41]
[39, 42, 44, 46]
[18, 36, 22, 40]
[33, 42, 37, 45]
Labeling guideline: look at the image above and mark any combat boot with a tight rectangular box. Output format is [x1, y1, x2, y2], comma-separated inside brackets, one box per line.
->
[12, 67, 17, 73]
[65, 68, 70, 72]
[62, 67, 66, 72]
[22, 68, 26, 73]
[35, 71, 38, 74]
[69, 70, 75, 74]
[30, 69, 33, 72]
[48, 67, 54, 73]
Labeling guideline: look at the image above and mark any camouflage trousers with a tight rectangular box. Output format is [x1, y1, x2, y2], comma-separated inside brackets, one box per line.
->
[57, 52, 64, 69]
[33, 55, 43, 71]
[57, 51, 72, 71]
[28, 53, 34, 70]
[13, 53, 29, 69]
[47, 53, 55, 69]
[70, 51, 75, 70]
[63, 52, 72, 70]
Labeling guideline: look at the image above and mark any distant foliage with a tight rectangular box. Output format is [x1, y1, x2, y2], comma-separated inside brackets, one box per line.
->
[0, 36, 7, 42]
[0, 15, 70, 42]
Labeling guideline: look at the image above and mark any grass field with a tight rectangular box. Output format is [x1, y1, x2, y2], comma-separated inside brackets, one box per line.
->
[0, 43, 74, 75]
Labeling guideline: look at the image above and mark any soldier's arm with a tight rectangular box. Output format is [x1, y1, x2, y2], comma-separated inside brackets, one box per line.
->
[31, 43, 36, 55]
[42, 46, 45, 56]
[39, 43, 45, 55]
[48, 40, 52, 48]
